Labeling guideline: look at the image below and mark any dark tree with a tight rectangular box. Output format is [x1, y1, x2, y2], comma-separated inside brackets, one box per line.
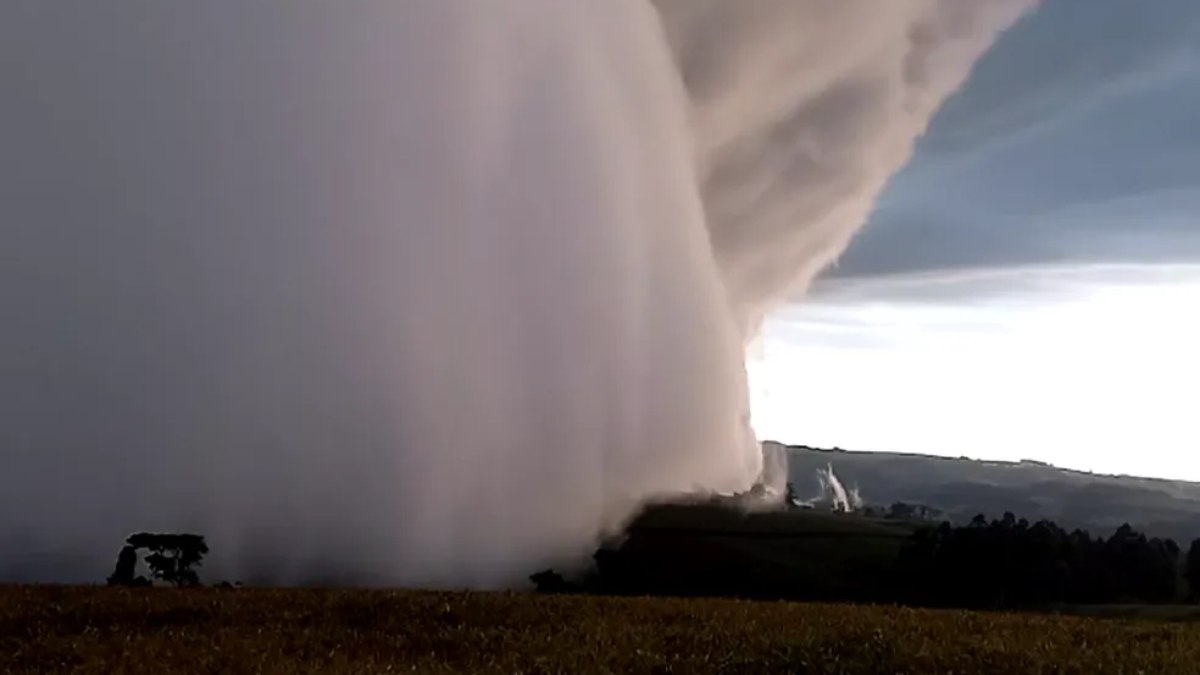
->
[897, 516, 1184, 609]
[123, 533, 209, 587]
[530, 569, 574, 594]
[1187, 539, 1200, 602]
[581, 505, 1188, 609]
[106, 545, 138, 586]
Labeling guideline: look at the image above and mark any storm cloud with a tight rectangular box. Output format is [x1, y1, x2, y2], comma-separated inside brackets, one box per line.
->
[833, 0, 1200, 279]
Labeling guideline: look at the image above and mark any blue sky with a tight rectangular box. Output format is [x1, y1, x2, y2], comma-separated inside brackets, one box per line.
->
[749, 1, 1200, 480]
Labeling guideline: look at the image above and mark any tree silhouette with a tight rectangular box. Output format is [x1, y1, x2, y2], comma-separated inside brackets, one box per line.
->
[1187, 539, 1200, 602]
[109, 533, 209, 587]
[106, 545, 139, 586]
[897, 516, 1184, 609]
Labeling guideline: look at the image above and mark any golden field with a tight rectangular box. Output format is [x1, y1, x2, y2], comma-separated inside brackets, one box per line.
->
[2, 585, 1197, 674]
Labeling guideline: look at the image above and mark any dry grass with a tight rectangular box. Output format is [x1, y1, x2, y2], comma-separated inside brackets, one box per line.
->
[2, 585, 1198, 674]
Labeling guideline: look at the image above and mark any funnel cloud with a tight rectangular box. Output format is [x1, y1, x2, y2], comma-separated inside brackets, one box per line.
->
[0, 1, 1032, 584]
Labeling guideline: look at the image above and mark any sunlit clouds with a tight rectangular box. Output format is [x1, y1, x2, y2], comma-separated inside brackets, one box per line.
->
[751, 264, 1200, 481]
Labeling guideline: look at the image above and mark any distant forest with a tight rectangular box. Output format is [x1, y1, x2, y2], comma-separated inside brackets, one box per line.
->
[898, 513, 1200, 608]
[535, 504, 1200, 611]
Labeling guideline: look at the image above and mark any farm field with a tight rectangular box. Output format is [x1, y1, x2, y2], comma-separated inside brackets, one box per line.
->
[3, 585, 1199, 674]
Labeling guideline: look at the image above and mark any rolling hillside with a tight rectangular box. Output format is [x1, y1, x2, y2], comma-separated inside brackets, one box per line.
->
[778, 442, 1200, 543]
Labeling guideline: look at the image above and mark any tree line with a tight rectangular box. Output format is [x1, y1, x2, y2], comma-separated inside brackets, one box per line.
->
[899, 513, 1200, 609]
[533, 507, 1200, 610]
[103, 515, 1200, 609]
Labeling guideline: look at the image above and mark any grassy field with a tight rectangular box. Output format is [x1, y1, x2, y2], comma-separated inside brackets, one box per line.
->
[4, 586, 1199, 674]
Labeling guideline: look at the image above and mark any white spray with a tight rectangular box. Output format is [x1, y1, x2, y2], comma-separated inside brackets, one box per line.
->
[814, 463, 863, 513]
[849, 486, 865, 512]
[0, 1, 1034, 584]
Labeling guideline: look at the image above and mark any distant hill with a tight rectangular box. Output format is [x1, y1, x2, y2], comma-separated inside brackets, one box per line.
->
[584, 446, 1200, 603]
[774, 442, 1200, 543]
